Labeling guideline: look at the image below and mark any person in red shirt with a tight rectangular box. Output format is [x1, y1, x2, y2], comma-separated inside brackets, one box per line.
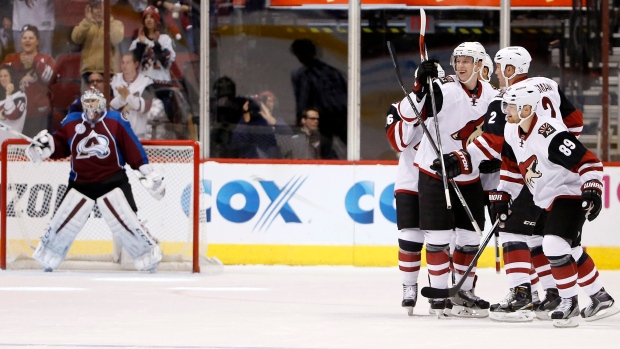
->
[2, 24, 56, 137]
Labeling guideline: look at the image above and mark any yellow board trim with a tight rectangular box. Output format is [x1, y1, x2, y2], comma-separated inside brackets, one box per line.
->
[207, 244, 620, 270]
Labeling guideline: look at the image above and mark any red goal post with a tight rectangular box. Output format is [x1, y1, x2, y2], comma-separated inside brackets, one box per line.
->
[1, 139, 214, 272]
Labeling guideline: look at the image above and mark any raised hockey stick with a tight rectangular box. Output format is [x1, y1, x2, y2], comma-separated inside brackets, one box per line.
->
[0, 121, 43, 146]
[419, 9, 450, 210]
[421, 219, 500, 299]
[386, 41, 482, 237]
[494, 226, 501, 273]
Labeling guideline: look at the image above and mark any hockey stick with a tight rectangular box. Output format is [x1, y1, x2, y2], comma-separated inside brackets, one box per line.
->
[386, 41, 482, 237]
[0, 120, 43, 146]
[421, 220, 500, 299]
[494, 225, 501, 273]
[419, 8, 451, 210]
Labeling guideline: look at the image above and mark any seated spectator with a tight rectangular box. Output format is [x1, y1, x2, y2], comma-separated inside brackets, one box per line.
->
[110, 52, 158, 139]
[210, 76, 245, 157]
[11, 0, 54, 55]
[230, 96, 288, 159]
[129, 6, 176, 120]
[71, 0, 124, 90]
[280, 107, 322, 160]
[2, 25, 56, 137]
[0, 64, 27, 145]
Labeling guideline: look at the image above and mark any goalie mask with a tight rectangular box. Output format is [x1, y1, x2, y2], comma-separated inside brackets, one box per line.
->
[82, 88, 106, 121]
[501, 81, 540, 122]
[494, 46, 532, 82]
[450, 41, 486, 84]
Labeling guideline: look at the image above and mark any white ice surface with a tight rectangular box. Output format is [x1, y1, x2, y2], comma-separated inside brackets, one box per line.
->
[0, 266, 619, 349]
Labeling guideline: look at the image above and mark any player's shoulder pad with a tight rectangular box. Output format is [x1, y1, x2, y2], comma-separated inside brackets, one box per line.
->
[385, 103, 401, 127]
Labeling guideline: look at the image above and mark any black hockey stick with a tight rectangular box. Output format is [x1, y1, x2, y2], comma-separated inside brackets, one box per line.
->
[419, 8, 450, 210]
[386, 41, 482, 237]
[420, 220, 500, 299]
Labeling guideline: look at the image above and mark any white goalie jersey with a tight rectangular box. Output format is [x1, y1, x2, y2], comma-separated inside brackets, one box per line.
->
[499, 114, 603, 209]
[403, 75, 496, 184]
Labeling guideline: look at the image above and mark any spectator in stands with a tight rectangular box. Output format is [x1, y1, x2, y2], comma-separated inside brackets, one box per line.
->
[0, 64, 27, 145]
[290, 38, 347, 159]
[129, 5, 176, 123]
[110, 52, 158, 139]
[158, 1, 193, 51]
[11, 0, 54, 55]
[71, 0, 124, 90]
[210, 76, 245, 157]
[230, 94, 289, 159]
[2, 25, 56, 137]
[280, 107, 322, 160]
[0, 15, 14, 62]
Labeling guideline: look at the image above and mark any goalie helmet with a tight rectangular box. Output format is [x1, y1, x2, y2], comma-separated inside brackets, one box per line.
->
[501, 81, 540, 121]
[480, 53, 493, 83]
[450, 42, 486, 83]
[494, 46, 531, 81]
[82, 87, 106, 121]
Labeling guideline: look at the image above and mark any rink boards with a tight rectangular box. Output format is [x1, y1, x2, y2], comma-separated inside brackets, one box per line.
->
[203, 161, 620, 269]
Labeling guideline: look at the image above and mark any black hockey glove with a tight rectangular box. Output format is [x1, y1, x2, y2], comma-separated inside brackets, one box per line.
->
[430, 150, 472, 179]
[489, 191, 511, 228]
[581, 180, 603, 221]
[413, 59, 439, 98]
[478, 158, 502, 174]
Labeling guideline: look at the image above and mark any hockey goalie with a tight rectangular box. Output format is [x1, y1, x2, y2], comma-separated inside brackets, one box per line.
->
[26, 88, 166, 272]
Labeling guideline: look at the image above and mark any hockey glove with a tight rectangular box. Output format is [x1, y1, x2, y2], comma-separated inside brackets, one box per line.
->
[430, 150, 472, 179]
[581, 180, 603, 221]
[137, 164, 166, 200]
[26, 130, 55, 164]
[413, 59, 439, 98]
[478, 158, 502, 174]
[489, 191, 511, 228]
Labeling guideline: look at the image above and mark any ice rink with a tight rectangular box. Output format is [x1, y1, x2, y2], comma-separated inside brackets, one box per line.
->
[1, 266, 619, 349]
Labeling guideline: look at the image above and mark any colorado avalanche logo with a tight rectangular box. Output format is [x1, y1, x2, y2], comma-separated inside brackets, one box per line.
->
[518, 155, 542, 189]
[451, 115, 485, 149]
[76, 130, 111, 159]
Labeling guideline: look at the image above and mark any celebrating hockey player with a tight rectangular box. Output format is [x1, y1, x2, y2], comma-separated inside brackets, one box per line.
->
[26, 88, 165, 272]
[401, 41, 496, 317]
[497, 81, 618, 327]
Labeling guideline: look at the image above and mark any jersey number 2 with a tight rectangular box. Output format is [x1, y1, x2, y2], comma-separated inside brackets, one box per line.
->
[541, 97, 556, 118]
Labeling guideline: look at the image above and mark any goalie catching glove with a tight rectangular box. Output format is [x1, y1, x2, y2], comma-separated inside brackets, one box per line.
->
[430, 150, 472, 179]
[26, 130, 55, 164]
[489, 191, 511, 228]
[135, 164, 166, 200]
[581, 180, 603, 221]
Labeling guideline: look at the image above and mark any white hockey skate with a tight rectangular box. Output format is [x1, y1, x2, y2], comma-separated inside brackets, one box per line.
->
[551, 295, 580, 328]
[402, 284, 417, 316]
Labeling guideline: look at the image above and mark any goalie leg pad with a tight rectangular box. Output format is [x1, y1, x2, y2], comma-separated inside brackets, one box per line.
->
[97, 188, 162, 271]
[33, 189, 95, 270]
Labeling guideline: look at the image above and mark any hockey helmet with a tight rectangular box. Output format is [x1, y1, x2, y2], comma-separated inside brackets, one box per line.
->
[450, 42, 486, 68]
[82, 87, 106, 121]
[494, 46, 531, 81]
[501, 81, 540, 120]
[480, 53, 493, 82]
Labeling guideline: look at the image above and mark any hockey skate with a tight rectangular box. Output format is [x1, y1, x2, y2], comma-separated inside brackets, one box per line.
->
[450, 289, 490, 318]
[402, 284, 418, 316]
[551, 295, 580, 328]
[534, 288, 560, 321]
[489, 284, 535, 322]
[580, 287, 620, 322]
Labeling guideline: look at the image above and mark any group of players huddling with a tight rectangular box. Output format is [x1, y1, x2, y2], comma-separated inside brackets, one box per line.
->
[385, 42, 620, 327]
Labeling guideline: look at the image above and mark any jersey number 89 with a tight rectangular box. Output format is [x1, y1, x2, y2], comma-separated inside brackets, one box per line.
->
[559, 138, 576, 156]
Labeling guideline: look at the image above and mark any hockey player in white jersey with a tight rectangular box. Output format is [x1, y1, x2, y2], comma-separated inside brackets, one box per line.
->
[385, 101, 425, 315]
[498, 81, 619, 327]
[403, 41, 496, 317]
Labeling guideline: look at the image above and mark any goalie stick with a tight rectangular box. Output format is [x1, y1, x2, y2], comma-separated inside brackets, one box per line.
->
[0, 121, 43, 147]
[419, 8, 451, 210]
[386, 41, 482, 237]
[421, 220, 500, 299]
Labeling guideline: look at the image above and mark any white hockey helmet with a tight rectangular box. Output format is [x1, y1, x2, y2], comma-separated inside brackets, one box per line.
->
[494, 46, 532, 81]
[82, 87, 106, 121]
[480, 53, 493, 82]
[501, 81, 540, 120]
[450, 42, 486, 83]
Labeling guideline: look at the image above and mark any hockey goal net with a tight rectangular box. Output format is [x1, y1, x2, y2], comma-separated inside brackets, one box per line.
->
[1, 139, 218, 272]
